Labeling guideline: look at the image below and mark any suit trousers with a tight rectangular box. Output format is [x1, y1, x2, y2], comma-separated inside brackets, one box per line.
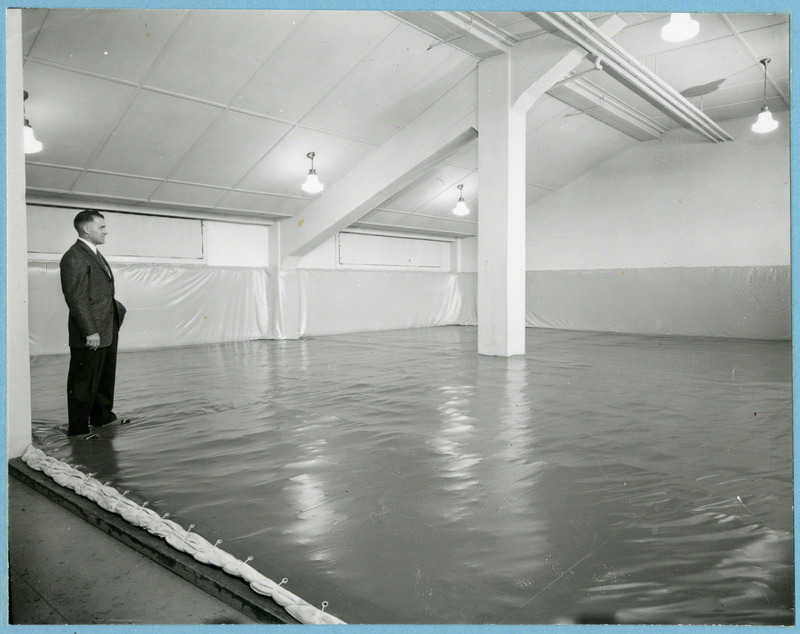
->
[66, 320, 119, 435]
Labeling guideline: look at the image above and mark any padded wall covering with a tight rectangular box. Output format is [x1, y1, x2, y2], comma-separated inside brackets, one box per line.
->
[29, 263, 788, 355]
[526, 266, 791, 340]
[29, 262, 272, 355]
[296, 269, 477, 337]
[28, 263, 477, 355]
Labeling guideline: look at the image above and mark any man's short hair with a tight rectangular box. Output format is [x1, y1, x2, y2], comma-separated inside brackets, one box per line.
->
[73, 209, 104, 234]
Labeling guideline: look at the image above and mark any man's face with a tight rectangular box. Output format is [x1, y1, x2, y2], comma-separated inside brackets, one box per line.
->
[83, 217, 108, 245]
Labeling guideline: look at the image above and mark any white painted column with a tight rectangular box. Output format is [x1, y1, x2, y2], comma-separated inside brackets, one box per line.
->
[7, 9, 33, 458]
[477, 53, 527, 357]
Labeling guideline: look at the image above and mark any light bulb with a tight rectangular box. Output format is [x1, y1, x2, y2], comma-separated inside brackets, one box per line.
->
[452, 199, 469, 216]
[302, 170, 324, 194]
[24, 122, 42, 154]
[751, 106, 778, 134]
[661, 13, 699, 43]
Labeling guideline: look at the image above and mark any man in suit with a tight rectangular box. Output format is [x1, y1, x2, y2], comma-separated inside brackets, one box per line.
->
[60, 210, 129, 438]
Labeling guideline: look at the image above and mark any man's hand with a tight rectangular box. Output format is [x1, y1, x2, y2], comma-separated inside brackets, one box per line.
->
[85, 333, 100, 350]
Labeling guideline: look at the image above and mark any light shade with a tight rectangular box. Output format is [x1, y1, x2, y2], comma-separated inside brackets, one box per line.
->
[751, 106, 779, 134]
[661, 13, 699, 43]
[301, 151, 323, 194]
[302, 171, 324, 194]
[452, 199, 469, 216]
[452, 184, 469, 216]
[24, 121, 42, 154]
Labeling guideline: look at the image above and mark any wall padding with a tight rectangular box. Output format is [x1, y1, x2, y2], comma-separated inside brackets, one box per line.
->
[526, 266, 790, 340]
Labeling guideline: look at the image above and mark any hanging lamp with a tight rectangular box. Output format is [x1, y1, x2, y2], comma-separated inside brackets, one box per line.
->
[23, 91, 42, 154]
[452, 184, 469, 216]
[301, 151, 324, 194]
[661, 13, 699, 43]
[751, 58, 778, 134]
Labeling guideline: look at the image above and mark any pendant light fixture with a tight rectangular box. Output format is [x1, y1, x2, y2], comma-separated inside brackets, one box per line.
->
[751, 58, 778, 134]
[23, 91, 42, 154]
[452, 184, 469, 216]
[301, 151, 324, 194]
[661, 13, 699, 43]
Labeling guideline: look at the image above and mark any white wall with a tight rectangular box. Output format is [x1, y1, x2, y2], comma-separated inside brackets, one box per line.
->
[206, 220, 269, 267]
[28, 205, 205, 260]
[298, 230, 453, 272]
[27, 205, 272, 267]
[526, 113, 790, 270]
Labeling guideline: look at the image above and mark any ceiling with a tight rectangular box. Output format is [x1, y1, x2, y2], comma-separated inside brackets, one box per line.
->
[20, 9, 790, 239]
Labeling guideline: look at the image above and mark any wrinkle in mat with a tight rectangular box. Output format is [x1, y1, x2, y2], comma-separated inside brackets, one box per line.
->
[30, 327, 792, 624]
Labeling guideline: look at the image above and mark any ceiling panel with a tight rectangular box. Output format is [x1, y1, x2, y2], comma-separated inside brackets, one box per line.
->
[273, 196, 314, 218]
[146, 10, 307, 105]
[359, 208, 477, 236]
[527, 115, 636, 189]
[19, 9, 789, 235]
[27, 9, 186, 83]
[300, 23, 462, 141]
[738, 21, 790, 61]
[612, 13, 732, 59]
[391, 12, 473, 48]
[526, 183, 554, 207]
[237, 126, 377, 196]
[724, 13, 789, 33]
[216, 190, 290, 215]
[26, 164, 82, 191]
[692, 75, 770, 111]
[21, 8, 48, 56]
[380, 163, 473, 213]
[150, 182, 228, 207]
[23, 62, 139, 167]
[235, 11, 398, 124]
[72, 171, 161, 200]
[474, 11, 546, 39]
[89, 90, 222, 177]
[356, 57, 477, 146]
[706, 94, 787, 122]
[527, 94, 575, 134]
[443, 141, 478, 171]
[168, 111, 293, 188]
[473, 11, 527, 28]
[644, 37, 755, 88]
[417, 170, 478, 216]
[391, 210, 477, 235]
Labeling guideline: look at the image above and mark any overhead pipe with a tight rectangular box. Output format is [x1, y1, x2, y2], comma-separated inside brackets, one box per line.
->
[536, 12, 734, 142]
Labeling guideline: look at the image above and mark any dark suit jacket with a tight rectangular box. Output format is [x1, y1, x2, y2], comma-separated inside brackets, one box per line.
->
[60, 240, 126, 348]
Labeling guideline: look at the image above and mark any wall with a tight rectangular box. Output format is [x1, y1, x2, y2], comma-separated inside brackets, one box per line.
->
[527, 113, 790, 270]
[525, 112, 790, 339]
[28, 206, 476, 354]
[206, 221, 269, 267]
[298, 230, 455, 272]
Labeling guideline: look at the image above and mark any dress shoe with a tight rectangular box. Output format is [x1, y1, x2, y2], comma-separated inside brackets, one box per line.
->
[67, 431, 98, 440]
[93, 417, 131, 429]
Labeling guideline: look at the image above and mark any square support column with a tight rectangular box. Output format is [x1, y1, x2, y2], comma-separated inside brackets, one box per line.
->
[477, 53, 527, 357]
[6, 9, 33, 457]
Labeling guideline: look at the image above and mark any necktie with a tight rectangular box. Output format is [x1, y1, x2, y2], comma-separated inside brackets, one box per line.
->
[96, 250, 112, 279]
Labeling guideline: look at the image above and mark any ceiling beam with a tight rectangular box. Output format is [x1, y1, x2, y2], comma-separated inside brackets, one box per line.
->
[25, 193, 277, 225]
[432, 11, 515, 52]
[279, 71, 479, 267]
[510, 14, 626, 114]
[535, 12, 734, 142]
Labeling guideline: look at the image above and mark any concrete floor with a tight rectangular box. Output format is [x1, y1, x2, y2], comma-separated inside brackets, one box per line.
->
[8, 476, 256, 625]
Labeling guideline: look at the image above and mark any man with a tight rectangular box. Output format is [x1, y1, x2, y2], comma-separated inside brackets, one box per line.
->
[60, 210, 130, 438]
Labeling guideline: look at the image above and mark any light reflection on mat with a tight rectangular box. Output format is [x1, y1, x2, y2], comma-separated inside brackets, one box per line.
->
[30, 327, 793, 624]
